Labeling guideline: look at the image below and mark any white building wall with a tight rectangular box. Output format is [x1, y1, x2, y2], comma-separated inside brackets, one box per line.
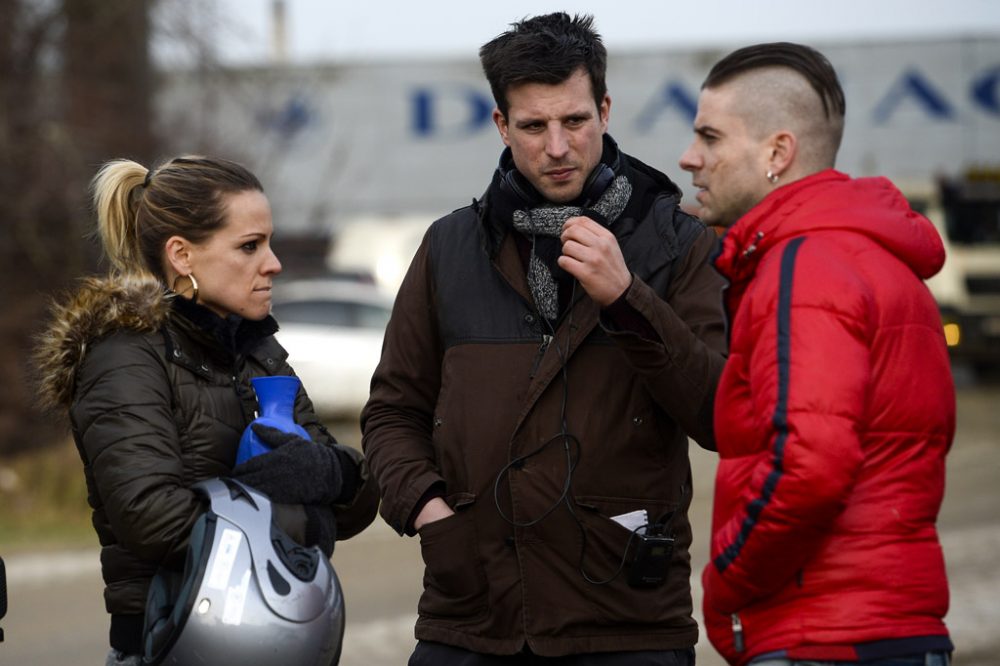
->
[157, 37, 1000, 234]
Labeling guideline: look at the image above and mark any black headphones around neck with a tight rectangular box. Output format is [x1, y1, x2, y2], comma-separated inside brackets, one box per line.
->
[499, 153, 618, 209]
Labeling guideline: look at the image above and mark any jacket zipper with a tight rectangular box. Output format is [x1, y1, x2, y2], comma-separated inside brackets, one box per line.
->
[232, 366, 257, 423]
[731, 613, 745, 653]
[529, 334, 552, 378]
[741, 231, 764, 258]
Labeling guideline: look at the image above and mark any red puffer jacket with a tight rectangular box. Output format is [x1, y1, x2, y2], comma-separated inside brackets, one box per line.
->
[705, 170, 955, 665]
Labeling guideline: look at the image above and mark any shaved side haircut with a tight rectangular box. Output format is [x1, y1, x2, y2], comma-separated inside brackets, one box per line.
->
[704, 42, 846, 168]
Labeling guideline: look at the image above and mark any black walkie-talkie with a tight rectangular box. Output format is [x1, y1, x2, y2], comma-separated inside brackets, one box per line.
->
[626, 528, 675, 588]
[626, 507, 679, 589]
[1, 555, 7, 641]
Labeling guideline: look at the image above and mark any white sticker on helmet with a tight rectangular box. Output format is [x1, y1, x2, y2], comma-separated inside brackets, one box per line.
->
[222, 569, 251, 626]
[207, 528, 243, 590]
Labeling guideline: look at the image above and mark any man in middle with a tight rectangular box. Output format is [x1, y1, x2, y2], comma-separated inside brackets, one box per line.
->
[362, 12, 727, 665]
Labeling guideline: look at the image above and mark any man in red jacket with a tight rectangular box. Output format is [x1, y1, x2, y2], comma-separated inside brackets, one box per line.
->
[679, 43, 955, 666]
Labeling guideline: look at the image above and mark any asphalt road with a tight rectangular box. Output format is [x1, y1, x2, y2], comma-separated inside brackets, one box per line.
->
[3, 382, 997, 666]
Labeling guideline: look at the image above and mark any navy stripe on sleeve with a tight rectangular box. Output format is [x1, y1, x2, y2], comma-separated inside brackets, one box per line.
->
[715, 237, 806, 572]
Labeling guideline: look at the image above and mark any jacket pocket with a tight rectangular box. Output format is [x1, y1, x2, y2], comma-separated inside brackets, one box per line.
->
[416, 493, 488, 620]
[571, 495, 690, 625]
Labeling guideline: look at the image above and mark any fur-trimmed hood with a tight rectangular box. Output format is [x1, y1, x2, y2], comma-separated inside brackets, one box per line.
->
[34, 273, 171, 410]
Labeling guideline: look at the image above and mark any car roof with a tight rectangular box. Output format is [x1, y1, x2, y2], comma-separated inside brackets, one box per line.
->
[273, 279, 395, 307]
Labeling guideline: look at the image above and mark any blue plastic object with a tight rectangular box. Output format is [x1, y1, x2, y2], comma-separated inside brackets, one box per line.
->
[235, 376, 312, 465]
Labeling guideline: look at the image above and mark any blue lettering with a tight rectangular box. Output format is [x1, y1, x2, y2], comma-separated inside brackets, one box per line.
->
[972, 67, 1000, 116]
[635, 82, 698, 133]
[257, 95, 312, 138]
[412, 89, 434, 135]
[873, 69, 955, 123]
[410, 86, 493, 137]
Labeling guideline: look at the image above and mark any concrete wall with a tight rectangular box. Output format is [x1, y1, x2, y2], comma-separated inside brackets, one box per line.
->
[158, 37, 1000, 234]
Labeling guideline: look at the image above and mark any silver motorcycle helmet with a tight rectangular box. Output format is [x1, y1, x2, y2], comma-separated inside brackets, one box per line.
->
[142, 477, 344, 665]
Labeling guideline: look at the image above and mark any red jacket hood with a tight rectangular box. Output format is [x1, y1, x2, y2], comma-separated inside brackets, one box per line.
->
[715, 170, 946, 284]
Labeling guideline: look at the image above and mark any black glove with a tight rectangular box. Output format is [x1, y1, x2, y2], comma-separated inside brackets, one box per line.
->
[232, 424, 343, 505]
[304, 504, 337, 557]
[337, 449, 361, 504]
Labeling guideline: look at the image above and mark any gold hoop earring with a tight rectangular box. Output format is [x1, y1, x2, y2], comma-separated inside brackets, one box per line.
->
[766, 170, 779, 184]
[172, 273, 199, 303]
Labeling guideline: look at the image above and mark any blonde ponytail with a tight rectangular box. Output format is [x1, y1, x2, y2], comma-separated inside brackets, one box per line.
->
[91, 159, 153, 275]
[91, 155, 263, 282]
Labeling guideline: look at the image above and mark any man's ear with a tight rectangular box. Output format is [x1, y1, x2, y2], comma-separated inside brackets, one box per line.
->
[599, 93, 611, 132]
[768, 130, 797, 177]
[493, 108, 510, 146]
[163, 235, 193, 277]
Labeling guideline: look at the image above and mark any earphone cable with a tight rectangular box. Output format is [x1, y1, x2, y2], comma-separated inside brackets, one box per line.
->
[493, 231, 637, 584]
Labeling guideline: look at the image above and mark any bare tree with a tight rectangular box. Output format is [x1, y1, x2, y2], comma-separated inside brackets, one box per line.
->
[1, 0, 158, 455]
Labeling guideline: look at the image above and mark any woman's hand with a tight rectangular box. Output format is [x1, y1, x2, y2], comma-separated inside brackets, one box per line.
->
[232, 425, 344, 504]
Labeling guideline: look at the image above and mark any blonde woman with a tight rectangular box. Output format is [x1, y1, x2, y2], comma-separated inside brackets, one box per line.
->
[35, 156, 378, 665]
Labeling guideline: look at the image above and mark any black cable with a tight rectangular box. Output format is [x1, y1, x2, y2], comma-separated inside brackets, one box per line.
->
[492, 270, 579, 528]
[493, 217, 640, 585]
[0, 554, 6, 642]
[492, 432, 578, 528]
[493, 213, 575, 520]
[569, 507, 646, 585]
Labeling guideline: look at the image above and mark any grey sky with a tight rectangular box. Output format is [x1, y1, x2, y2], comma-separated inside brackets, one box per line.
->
[210, 0, 1000, 64]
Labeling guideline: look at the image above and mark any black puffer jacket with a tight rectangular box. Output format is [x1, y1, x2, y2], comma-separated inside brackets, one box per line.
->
[36, 273, 378, 624]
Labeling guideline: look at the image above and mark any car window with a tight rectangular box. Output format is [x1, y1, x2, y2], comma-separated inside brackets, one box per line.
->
[354, 303, 393, 328]
[272, 299, 391, 329]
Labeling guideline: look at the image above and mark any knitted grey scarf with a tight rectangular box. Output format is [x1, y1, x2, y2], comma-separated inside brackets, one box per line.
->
[511, 174, 632, 321]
